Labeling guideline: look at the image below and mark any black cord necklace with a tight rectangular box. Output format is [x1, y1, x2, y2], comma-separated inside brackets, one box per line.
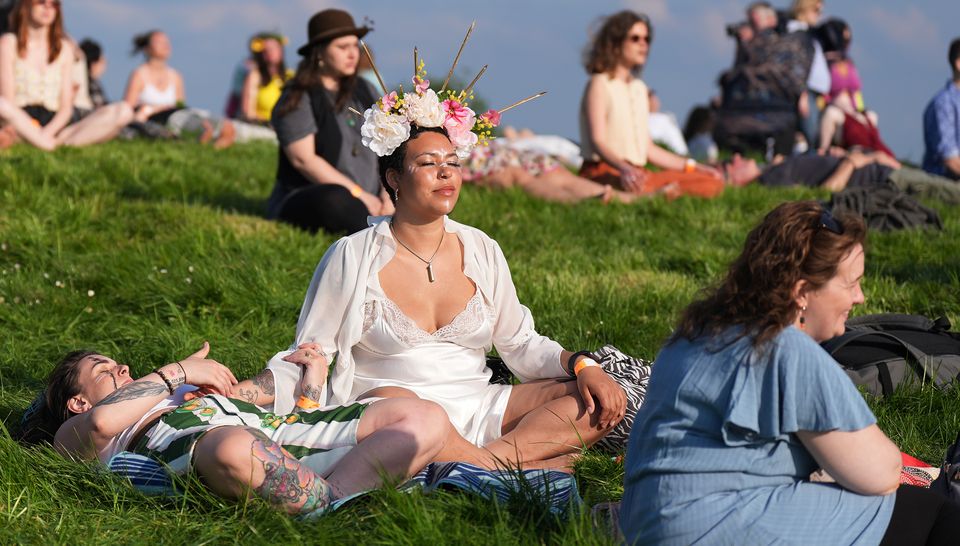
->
[390, 221, 445, 283]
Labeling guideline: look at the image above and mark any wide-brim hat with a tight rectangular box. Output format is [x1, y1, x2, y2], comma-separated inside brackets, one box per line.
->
[297, 9, 370, 56]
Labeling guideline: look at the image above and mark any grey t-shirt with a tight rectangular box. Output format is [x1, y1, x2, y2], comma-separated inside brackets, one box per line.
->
[273, 82, 380, 195]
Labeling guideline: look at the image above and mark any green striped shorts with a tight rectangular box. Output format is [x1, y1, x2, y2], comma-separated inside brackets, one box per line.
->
[131, 395, 368, 477]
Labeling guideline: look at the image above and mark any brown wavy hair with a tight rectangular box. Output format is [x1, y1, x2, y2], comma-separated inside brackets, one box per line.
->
[10, 0, 65, 63]
[671, 200, 866, 350]
[583, 10, 653, 75]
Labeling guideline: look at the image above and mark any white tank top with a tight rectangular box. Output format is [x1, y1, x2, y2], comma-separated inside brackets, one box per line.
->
[138, 81, 177, 108]
[97, 385, 196, 463]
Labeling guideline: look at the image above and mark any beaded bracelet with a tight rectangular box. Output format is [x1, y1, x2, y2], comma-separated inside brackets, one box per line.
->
[154, 368, 175, 394]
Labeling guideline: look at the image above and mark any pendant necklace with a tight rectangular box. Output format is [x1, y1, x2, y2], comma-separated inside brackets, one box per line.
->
[390, 221, 445, 283]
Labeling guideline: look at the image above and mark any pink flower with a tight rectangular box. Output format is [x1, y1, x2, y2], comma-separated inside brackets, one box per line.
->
[379, 91, 398, 112]
[480, 109, 501, 127]
[442, 99, 478, 153]
[412, 76, 430, 95]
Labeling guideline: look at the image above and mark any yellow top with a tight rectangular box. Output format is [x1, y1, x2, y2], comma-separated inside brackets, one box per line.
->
[579, 74, 649, 166]
[255, 69, 293, 122]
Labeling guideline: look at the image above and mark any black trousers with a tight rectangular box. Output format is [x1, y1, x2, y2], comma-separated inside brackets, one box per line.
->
[273, 183, 369, 235]
[880, 484, 960, 545]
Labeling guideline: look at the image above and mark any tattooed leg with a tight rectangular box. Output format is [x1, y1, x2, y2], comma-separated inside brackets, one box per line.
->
[193, 427, 336, 516]
[250, 435, 335, 515]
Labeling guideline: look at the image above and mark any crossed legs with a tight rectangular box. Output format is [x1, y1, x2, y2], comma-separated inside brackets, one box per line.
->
[360, 380, 616, 470]
[0, 98, 132, 151]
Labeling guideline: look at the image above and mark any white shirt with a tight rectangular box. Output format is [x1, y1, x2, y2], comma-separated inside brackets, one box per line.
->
[267, 216, 565, 414]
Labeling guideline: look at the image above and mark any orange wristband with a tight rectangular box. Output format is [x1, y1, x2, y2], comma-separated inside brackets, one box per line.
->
[296, 395, 321, 410]
[683, 158, 696, 173]
[574, 357, 602, 376]
[350, 184, 363, 198]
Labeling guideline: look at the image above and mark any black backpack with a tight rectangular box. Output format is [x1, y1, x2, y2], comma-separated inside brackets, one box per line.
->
[820, 314, 960, 397]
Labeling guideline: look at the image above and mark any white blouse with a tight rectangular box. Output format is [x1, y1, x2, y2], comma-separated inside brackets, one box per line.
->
[267, 216, 565, 414]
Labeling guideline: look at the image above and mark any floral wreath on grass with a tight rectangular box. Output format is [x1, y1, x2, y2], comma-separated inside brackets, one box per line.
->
[357, 23, 543, 159]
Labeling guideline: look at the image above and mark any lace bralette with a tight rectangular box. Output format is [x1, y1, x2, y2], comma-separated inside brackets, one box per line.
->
[362, 291, 491, 347]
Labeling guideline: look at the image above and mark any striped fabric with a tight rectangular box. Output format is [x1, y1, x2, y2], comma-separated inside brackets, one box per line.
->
[106, 451, 178, 496]
[402, 461, 581, 514]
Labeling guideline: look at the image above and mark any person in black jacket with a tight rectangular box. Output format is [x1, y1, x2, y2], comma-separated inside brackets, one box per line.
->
[266, 8, 391, 234]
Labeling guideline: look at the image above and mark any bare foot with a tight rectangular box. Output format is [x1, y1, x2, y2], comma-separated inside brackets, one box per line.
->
[0, 125, 17, 149]
[213, 119, 236, 150]
[656, 182, 682, 200]
[199, 120, 214, 145]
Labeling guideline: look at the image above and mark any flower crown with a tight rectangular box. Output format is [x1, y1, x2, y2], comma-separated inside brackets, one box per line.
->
[355, 23, 544, 159]
[250, 33, 287, 54]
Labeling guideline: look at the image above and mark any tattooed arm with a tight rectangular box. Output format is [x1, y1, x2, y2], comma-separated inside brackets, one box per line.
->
[229, 369, 277, 407]
[55, 343, 237, 460]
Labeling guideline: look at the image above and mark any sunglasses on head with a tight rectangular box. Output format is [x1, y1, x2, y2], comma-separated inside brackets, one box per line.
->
[36, 0, 60, 7]
[818, 209, 844, 234]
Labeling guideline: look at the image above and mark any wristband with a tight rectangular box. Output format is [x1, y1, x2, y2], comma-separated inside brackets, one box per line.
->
[296, 395, 321, 410]
[574, 357, 602, 376]
[154, 368, 175, 394]
[350, 184, 363, 198]
[566, 350, 598, 376]
[683, 158, 696, 173]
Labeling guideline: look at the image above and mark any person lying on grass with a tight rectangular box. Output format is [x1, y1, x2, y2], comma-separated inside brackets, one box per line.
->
[15, 341, 463, 517]
[722, 148, 960, 205]
[268, 119, 628, 470]
[620, 201, 960, 544]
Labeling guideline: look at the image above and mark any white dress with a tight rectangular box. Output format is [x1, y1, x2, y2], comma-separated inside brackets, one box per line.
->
[266, 216, 566, 445]
[353, 282, 512, 445]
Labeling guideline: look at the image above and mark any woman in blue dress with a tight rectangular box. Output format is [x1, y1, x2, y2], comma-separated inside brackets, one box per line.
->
[621, 200, 960, 545]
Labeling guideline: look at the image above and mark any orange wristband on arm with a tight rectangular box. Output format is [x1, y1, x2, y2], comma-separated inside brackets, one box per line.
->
[574, 357, 602, 376]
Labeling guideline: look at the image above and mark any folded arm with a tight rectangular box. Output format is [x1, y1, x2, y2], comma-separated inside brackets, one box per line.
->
[797, 424, 901, 496]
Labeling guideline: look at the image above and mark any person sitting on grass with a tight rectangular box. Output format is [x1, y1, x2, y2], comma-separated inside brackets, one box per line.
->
[578, 10, 726, 198]
[621, 201, 960, 544]
[269, 42, 630, 470]
[239, 32, 291, 125]
[723, 148, 960, 205]
[265, 8, 392, 235]
[0, 0, 132, 151]
[15, 341, 457, 517]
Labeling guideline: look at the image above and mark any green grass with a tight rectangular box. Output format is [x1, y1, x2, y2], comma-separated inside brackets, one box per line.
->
[1, 141, 958, 544]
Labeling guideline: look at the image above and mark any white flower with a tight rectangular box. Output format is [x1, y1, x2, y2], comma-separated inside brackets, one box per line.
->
[451, 131, 479, 159]
[403, 89, 446, 128]
[87, 290, 95, 297]
[361, 108, 411, 157]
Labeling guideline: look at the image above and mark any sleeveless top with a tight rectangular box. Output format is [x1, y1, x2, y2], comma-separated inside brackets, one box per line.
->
[255, 70, 291, 121]
[352, 278, 501, 437]
[138, 80, 177, 108]
[13, 46, 69, 111]
[97, 385, 195, 463]
[579, 74, 650, 166]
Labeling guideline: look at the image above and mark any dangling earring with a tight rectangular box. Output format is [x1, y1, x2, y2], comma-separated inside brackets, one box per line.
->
[317, 59, 325, 69]
[799, 305, 807, 327]
[394, 186, 400, 201]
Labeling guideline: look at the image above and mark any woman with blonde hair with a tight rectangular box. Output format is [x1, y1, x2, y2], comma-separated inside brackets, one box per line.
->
[0, 0, 132, 150]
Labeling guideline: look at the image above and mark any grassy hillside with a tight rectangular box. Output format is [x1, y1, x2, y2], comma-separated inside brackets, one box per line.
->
[1, 141, 958, 544]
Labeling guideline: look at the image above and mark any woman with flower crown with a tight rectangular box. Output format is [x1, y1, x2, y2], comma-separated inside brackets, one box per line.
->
[263, 26, 628, 469]
[239, 32, 292, 125]
[579, 11, 731, 196]
[266, 9, 391, 235]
